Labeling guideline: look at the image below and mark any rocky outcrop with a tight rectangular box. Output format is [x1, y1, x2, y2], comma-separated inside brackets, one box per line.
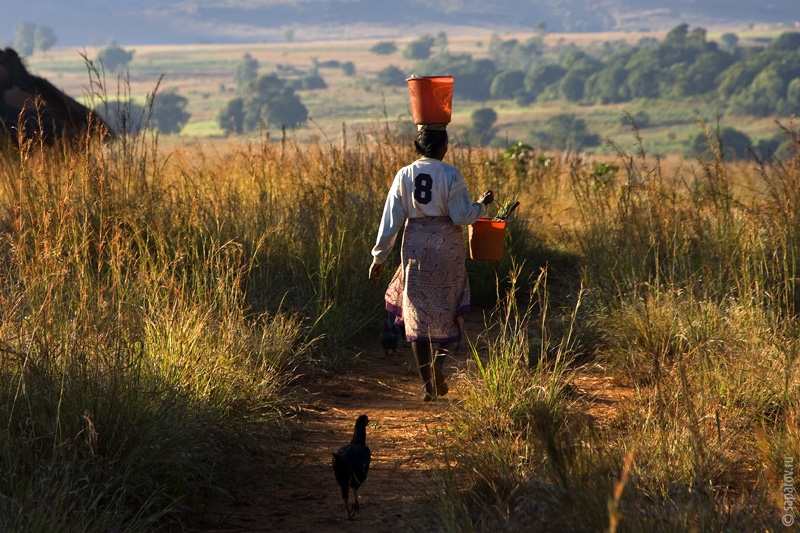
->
[0, 47, 113, 144]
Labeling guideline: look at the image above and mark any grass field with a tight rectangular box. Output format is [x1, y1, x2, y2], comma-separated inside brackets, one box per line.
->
[0, 55, 799, 527]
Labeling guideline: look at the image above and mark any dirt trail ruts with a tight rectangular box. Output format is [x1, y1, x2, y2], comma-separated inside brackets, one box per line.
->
[189, 309, 626, 532]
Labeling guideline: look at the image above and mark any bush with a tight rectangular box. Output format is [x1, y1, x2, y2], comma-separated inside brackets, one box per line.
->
[12, 22, 35, 56]
[234, 53, 259, 90]
[691, 126, 752, 160]
[584, 66, 630, 104]
[620, 110, 651, 128]
[301, 71, 327, 90]
[93, 99, 146, 135]
[720, 32, 739, 51]
[151, 90, 191, 134]
[370, 41, 397, 55]
[264, 91, 309, 128]
[402, 35, 436, 60]
[217, 97, 244, 134]
[524, 64, 566, 99]
[33, 25, 56, 54]
[97, 39, 134, 73]
[533, 113, 601, 150]
[462, 59, 498, 101]
[467, 107, 498, 146]
[377, 65, 407, 87]
[490, 70, 525, 99]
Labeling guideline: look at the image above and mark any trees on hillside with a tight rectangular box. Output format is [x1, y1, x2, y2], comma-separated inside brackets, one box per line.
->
[498, 25, 798, 117]
[389, 25, 798, 118]
[524, 64, 566, 99]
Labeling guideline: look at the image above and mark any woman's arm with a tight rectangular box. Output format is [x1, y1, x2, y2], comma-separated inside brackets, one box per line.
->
[447, 168, 488, 226]
[371, 172, 406, 264]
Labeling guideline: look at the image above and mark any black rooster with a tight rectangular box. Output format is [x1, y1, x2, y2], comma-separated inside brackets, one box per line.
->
[332, 414, 371, 520]
[379, 314, 402, 356]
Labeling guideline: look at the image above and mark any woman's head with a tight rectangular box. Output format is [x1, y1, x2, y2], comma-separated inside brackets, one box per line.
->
[414, 129, 448, 159]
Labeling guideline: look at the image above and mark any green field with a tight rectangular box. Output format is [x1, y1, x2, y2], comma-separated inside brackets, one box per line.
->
[22, 27, 792, 157]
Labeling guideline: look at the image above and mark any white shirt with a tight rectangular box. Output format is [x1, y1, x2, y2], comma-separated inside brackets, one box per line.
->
[371, 157, 485, 264]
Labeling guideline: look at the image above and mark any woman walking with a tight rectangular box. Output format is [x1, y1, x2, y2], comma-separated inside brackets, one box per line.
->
[369, 126, 493, 401]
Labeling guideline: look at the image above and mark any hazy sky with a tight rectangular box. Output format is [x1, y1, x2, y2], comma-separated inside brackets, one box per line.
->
[4, 1, 799, 48]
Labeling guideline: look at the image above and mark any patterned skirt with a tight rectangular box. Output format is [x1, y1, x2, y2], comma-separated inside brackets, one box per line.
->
[385, 216, 470, 344]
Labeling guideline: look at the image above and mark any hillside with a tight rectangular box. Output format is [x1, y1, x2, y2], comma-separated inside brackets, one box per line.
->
[3, 0, 798, 46]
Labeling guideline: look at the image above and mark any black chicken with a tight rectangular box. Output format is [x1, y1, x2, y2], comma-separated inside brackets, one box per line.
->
[379, 314, 402, 356]
[332, 414, 371, 520]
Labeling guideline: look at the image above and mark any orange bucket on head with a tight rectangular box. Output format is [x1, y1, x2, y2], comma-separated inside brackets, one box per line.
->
[406, 75, 454, 125]
[468, 218, 506, 261]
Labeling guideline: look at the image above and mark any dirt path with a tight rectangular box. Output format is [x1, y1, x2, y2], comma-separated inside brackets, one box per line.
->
[186, 310, 489, 533]
[189, 309, 626, 532]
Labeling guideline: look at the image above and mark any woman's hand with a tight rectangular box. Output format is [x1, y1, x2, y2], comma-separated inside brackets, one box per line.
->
[368, 261, 384, 285]
[478, 190, 494, 205]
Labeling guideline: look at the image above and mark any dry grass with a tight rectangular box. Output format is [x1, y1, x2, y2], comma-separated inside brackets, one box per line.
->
[0, 73, 797, 529]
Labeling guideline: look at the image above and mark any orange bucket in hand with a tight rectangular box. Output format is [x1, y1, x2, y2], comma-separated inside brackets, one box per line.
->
[468, 218, 506, 261]
[406, 75, 454, 124]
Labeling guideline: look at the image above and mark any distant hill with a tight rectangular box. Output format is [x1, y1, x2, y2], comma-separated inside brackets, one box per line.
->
[3, 0, 799, 46]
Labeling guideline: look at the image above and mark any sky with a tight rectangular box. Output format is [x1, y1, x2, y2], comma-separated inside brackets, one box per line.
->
[3, 1, 799, 48]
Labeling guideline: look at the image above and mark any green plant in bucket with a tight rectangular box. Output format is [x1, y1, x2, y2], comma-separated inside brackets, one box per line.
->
[492, 198, 520, 221]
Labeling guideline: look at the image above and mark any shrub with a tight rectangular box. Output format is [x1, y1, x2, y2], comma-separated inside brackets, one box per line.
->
[150, 90, 191, 134]
[691, 126, 752, 160]
[467, 107, 498, 145]
[620, 110, 651, 128]
[402, 35, 436, 60]
[93, 99, 146, 135]
[33, 25, 57, 53]
[12, 22, 35, 56]
[370, 41, 397, 55]
[490, 70, 525, 99]
[97, 39, 134, 73]
[377, 65, 407, 87]
[301, 71, 327, 90]
[234, 53, 259, 90]
[533, 113, 601, 150]
[217, 97, 244, 134]
[524, 64, 566, 99]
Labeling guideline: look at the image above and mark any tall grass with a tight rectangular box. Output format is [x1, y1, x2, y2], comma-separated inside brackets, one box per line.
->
[0, 92, 446, 526]
[422, 123, 800, 531]
[3, 74, 799, 530]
